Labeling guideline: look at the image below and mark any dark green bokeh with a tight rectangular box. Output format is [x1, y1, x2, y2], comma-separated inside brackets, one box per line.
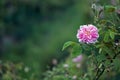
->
[0, 0, 95, 79]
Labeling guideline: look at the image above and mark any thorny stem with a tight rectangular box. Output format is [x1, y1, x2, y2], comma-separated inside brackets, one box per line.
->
[113, 51, 120, 59]
[94, 51, 120, 80]
[94, 62, 105, 80]
[94, 65, 105, 80]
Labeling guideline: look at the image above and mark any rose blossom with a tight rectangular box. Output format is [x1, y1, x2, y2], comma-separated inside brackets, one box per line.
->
[72, 55, 83, 63]
[77, 24, 99, 44]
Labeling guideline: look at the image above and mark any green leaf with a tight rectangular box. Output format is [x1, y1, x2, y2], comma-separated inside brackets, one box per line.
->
[109, 30, 115, 40]
[62, 41, 76, 51]
[102, 46, 114, 56]
[99, 48, 102, 54]
[72, 44, 82, 57]
[97, 54, 106, 62]
[99, 20, 107, 24]
[95, 44, 103, 48]
[53, 75, 69, 80]
[113, 58, 120, 70]
[104, 5, 116, 13]
[103, 31, 109, 42]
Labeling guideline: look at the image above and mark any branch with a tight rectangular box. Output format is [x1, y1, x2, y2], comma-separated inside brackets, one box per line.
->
[94, 64, 105, 80]
[94, 51, 120, 80]
[113, 51, 120, 59]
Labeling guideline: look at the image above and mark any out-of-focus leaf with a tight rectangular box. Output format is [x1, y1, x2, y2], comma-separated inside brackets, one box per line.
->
[102, 46, 114, 56]
[52, 75, 69, 80]
[72, 44, 82, 57]
[104, 5, 116, 13]
[113, 58, 120, 70]
[82, 44, 91, 51]
[103, 31, 109, 42]
[99, 20, 107, 24]
[62, 41, 76, 51]
[99, 48, 102, 54]
[2, 73, 12, 80]
[95, 44, 103, 48]
[97, 54, 106, 62]
[108, 30, 115, 40]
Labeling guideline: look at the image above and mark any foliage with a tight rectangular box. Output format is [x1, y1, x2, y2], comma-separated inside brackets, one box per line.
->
[0, 61, 37, 80]
[0, 0, 90, 79]
[44, 0, 120, 80]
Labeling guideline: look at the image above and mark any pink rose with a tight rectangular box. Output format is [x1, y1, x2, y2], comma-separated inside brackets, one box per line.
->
[72, 55, 83, 63]
[77, 24, 99, 44]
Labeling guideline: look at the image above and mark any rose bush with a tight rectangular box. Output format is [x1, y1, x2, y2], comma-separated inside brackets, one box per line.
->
[44, 1, 120, 80]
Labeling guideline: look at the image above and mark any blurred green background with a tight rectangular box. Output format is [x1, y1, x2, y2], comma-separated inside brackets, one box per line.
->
[0, 0, 98, 79]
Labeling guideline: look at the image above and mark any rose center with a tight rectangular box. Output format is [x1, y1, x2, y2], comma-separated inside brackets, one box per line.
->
[85, 31, 90, 36]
